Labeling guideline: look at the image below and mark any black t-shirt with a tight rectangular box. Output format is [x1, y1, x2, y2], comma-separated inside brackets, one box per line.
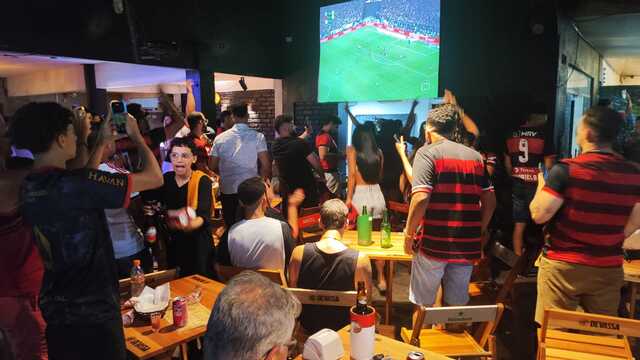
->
[153, 172, 213, 276]
[272, 137, 317, 197]
[21, 167, 131, 324]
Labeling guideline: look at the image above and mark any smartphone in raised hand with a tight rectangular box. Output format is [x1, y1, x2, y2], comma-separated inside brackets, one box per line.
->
[110, 100, 128, 134]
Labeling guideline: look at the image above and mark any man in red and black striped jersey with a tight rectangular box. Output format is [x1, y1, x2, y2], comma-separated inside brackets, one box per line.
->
[505, 110, 555, 256]
[530, 106, 640, 324]
[404, 104, 496, 308]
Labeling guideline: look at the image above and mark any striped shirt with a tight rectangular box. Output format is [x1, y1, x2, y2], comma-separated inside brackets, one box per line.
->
[412, 139, 493, 263]
[506, 125, 551, 183]
[543, 152, 640, 267]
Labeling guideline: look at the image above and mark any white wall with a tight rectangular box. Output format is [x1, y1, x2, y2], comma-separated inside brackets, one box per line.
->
[95, 62, 186, 91]
[602, 60, 622, 86]
[6, 65, 85, 96]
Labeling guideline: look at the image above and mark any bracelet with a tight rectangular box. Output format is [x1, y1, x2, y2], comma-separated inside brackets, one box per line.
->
[403, 229, 414, 238]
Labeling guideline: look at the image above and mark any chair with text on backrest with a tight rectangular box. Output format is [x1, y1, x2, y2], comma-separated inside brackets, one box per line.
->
[215, 264, 288, 287]
[287, 287, 357, 307]
[401, 304, 504, 359]
[298, 206, 323, 244]
[387, 200, 409, 232]
[468, 241, 527, 307]
[537, 308, 640, 360]
[118, 268, 179, 301]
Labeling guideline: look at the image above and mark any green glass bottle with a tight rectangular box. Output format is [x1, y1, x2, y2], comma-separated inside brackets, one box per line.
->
[380, 210, 392, 248]
[357, 205, 372, 246]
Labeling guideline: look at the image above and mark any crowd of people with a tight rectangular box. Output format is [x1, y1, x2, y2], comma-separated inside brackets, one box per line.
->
[320, 0, 440, 40]
[2, 81, 640, 359]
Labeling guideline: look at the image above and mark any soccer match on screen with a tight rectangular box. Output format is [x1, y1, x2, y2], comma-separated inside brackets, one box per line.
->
[318, 0, 440, 103]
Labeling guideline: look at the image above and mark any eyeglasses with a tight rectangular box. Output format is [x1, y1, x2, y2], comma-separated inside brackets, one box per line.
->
[170, 152, 193, 160]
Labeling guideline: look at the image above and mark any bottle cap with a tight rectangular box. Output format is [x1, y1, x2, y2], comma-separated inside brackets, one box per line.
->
[133, 259, 141, 267]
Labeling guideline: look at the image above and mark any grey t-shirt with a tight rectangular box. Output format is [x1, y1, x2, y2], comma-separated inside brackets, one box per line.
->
[228, 217, 295, 271]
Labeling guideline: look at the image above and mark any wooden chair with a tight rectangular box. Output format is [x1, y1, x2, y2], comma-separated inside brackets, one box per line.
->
[387, 201, 409, 231]
[468, 242, 527, 306]
[298, 206, 323, 244]
[537, 308, 640, 360]
[287, 287, 357, 307]
[118, 268, 179, 301]
[401, 304, 504, 359]
[215, 264, 288, 287]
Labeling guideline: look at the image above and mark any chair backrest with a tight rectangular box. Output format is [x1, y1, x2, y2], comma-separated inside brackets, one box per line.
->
[411, 304, 504, 348]
[540, 308, 640, 341]
[118, 268, 179, 300]
[423, 304, 500, 325]
[216, 264, 288, 287]
[287, 287, 356, 307]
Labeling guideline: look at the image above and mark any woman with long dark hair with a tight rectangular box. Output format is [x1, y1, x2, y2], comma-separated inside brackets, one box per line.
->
[346, 122, 388, 290]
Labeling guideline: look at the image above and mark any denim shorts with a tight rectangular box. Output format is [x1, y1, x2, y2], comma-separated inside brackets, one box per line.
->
[512, 179, 537, 223]
[409, 253, 474, 306]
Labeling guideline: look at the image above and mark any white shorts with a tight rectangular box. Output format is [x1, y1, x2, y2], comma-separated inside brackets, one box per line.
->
[352, 184, 386, 219]
[409, 253, 473, 306]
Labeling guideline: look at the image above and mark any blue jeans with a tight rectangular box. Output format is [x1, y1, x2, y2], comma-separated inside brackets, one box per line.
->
[409, 254, 474, 306]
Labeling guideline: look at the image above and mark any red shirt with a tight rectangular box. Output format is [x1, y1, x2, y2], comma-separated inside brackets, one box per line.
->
[315, 132, 338, 171]
[0, 210, 44, 297]
[543, 152, 640, 267]
[506, 125, 550, 183]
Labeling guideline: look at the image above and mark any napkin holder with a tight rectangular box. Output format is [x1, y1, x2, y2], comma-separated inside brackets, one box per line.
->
[302, 328, 344, 360]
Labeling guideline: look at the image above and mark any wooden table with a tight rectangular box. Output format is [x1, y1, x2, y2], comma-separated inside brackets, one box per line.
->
[123, 275, 225, 359]
[624, 260, 640, 318]
[296, 325, 453, 360]
[342, 230, 412, 324]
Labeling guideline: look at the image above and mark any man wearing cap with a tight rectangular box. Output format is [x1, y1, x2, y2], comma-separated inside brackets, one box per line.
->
[404, 104, 496, 310]
[227, 177, 295, 272]
[315, 115, 343, 196]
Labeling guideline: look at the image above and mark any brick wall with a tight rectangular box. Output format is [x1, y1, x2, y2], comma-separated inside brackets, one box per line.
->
[219, 89, 275, 141]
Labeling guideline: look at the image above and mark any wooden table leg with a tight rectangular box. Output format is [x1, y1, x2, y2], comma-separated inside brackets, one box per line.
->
[385, 260, 395, 324]
[631, 282, 638, 319]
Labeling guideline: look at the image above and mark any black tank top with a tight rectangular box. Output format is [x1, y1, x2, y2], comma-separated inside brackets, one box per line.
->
[298, 242, 358, 334]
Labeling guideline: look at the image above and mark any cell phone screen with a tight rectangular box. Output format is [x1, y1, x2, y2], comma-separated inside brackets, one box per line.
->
[113, 113, 127, 134]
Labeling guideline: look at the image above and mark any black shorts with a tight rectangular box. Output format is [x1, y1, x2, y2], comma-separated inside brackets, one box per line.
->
[512, 179, 537, 223]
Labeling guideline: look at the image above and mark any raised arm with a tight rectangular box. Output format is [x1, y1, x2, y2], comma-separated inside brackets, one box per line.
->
[395, 136, 413, 183]
[345, 103, 361, 128]
[126, 114, 164, 193]
[401, 99, 419, 137]
[185, 80, 196, 117]
[67, 109, 92, 169]
[159, 92, 187, 140]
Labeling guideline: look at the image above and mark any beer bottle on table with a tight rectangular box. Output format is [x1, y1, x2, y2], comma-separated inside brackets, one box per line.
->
[380, 209, 392, 248]
[354, 281, 373, 315]
[130, 259, 145, 297]
[357, 206, 372, 246]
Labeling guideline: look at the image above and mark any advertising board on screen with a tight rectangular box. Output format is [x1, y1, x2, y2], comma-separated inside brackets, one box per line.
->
[318, 0, 441, 103]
